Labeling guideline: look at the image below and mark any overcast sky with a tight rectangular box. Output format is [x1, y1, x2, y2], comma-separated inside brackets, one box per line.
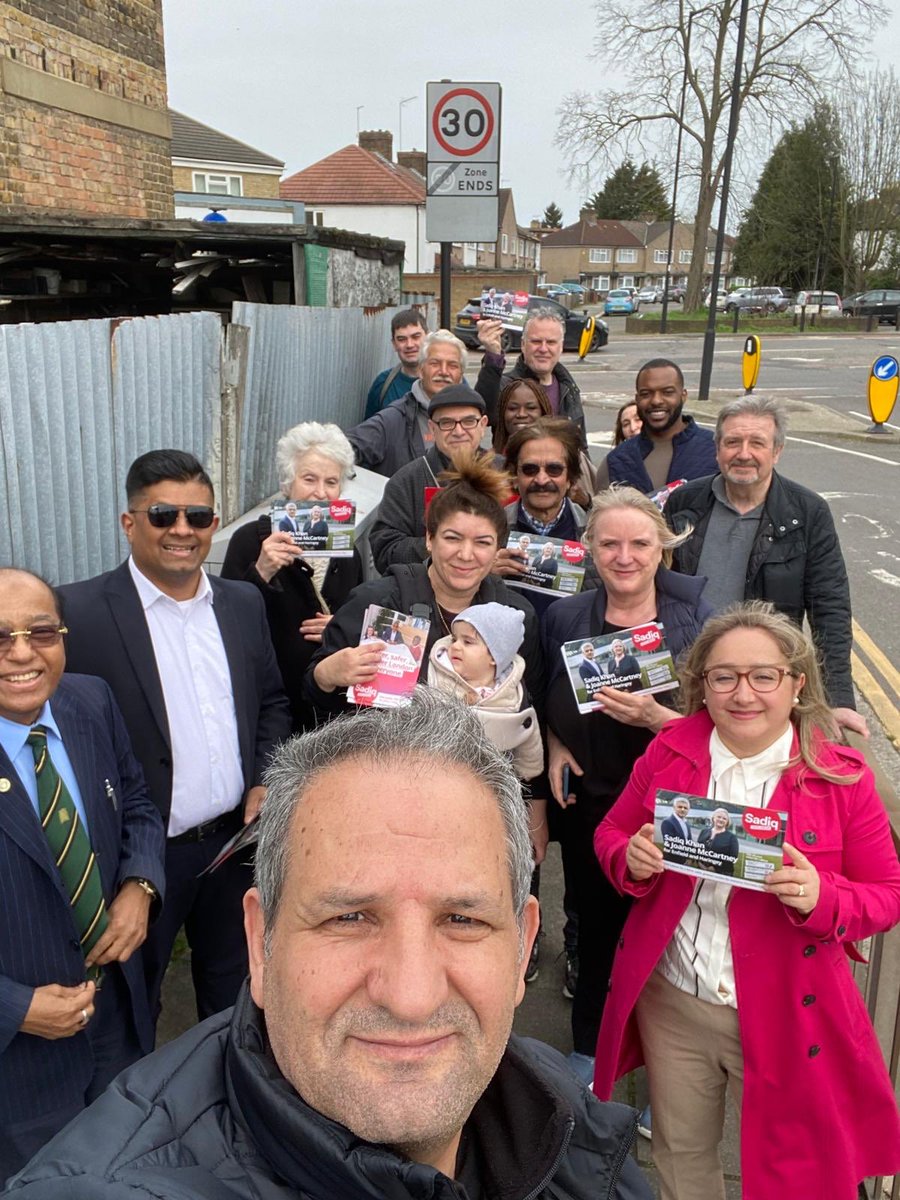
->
[161, 1, 900, 230]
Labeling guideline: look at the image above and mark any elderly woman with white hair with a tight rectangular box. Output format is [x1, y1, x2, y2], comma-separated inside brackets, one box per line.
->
[222, 421, 361, 732]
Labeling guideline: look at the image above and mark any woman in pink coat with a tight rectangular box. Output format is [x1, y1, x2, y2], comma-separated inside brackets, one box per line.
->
[593, 602, 900, 1200]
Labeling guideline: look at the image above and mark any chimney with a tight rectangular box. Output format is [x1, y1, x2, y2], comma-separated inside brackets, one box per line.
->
[579, 206, 596, 224]
[397, 148, 426, 177]
[359, 129, 393, 162]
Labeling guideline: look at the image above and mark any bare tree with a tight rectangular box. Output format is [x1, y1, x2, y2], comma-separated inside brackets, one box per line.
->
[838, 68, 900, 290]
[557, 0, 886, 309]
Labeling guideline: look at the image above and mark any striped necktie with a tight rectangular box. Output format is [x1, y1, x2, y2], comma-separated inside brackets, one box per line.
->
[27, 726, 107, 983]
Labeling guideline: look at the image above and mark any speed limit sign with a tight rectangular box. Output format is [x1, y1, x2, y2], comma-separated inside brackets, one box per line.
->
[426, 81, 501, 242]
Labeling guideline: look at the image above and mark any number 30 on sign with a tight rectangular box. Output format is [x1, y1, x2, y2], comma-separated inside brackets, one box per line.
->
[427, 83, 500, 162]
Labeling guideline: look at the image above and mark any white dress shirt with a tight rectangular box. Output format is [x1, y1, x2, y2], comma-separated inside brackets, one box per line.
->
[129, 557, 244, 837]
[656, 725, 793, 1007]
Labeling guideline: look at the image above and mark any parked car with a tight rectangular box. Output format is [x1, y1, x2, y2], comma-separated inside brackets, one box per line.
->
[560, 282, 587, 298]
[637, 285, 663, 304]
[793, 290, 842, 316]
[603, 287, 638, 315]
[537, 283, 573, 302]
[842, 289, 900, 323]
[664, 284, 685, 303]
[723, 286, 791, 314]
[703, 289, 728, 310]
[453, 294, 609, 353]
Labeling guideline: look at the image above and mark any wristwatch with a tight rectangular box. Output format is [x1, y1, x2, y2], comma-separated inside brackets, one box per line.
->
[128, 877, 159, 901]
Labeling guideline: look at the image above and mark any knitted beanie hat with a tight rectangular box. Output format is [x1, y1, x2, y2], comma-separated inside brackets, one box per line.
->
[453, 602, 525, 679]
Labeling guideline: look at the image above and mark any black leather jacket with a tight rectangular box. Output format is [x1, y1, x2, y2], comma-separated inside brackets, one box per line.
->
[666, 471, 855, 708]
[8, 985, 653, 1200]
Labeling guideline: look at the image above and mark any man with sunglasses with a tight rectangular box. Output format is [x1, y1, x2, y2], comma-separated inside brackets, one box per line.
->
[494, 418, 595, 617]
[368, 383, 495, 575]
[60, 451, 291, 1033]
[0, 569, 164, 1181]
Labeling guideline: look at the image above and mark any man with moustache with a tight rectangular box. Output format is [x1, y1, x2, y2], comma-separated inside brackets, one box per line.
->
[368, 383, 493, 574]
[349, 329, 497, 478]
[595, 359, 717, 494]
[666, 394, 864, 737]
[8, 693, 652, 1200]
[495, 418, 593, 615]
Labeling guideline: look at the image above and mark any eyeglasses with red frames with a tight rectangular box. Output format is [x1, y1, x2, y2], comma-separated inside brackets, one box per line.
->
[0, 624, 68, 652]
[701, 666, 798, 694]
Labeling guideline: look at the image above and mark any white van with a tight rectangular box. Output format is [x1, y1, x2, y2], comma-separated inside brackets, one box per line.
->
[793, 290, 842, 316]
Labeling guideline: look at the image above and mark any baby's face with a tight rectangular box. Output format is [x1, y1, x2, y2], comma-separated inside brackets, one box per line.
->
[449, 621, 496, 687]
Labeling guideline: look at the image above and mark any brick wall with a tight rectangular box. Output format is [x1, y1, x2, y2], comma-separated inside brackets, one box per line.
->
[0, 0, 172, 219]
[172, 166, 280, 200]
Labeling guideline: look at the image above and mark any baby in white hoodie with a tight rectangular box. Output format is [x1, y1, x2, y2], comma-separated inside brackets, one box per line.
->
[427, 602, 543, 781]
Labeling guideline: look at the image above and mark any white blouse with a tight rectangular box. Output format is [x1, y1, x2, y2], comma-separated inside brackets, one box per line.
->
[655, 724, 794, 1007]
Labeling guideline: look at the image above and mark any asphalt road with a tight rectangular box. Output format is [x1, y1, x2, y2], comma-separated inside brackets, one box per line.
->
[552, 329, 900, 786]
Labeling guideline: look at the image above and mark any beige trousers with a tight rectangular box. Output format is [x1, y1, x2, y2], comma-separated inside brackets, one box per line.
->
[635, 969, 744, 1200]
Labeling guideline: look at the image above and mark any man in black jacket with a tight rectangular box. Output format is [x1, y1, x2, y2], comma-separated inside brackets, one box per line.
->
[7, 693, 651, 1200]
[60, 451, 291, 1029]
[666, 395, 866, 737]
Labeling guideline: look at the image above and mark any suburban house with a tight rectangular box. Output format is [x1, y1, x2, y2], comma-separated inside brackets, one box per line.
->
[170, 110, 301, 224]
[280, 131, 431, 273]
[462, 189, 540, 272]
[621, 220, 739, 289]
[538, 214, 645, 291]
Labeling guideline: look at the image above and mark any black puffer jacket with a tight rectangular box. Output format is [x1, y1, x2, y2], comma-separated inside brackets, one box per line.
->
[666, 470, 855, 708]
[8, 986, 653, 1200]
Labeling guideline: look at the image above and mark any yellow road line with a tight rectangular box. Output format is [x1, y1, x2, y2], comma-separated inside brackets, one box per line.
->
[851, 651, 900, 746]
[853, 618, 900, 701]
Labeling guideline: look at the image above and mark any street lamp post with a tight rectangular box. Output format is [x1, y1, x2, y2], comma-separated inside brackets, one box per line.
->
[697, 0, 751, 402]
[399, 95, 417, 153]
[661, 9, 699, 334]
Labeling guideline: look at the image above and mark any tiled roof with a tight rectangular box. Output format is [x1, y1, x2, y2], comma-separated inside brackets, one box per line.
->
[539, 218, 642, 248]
[280, 145, 425, 205]
[169, 110, 283, 169]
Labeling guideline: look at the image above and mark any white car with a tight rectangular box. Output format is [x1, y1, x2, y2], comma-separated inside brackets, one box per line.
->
[794, 290, 842, 316]
[637, 286, 662, 304]
[703, 289, 728, 310]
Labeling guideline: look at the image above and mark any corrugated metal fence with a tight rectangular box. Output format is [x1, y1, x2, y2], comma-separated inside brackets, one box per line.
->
[0, 300, 437, 584]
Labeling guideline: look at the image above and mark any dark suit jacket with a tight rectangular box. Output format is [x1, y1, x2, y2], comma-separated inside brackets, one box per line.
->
[578, 658, 603, 684]
[59, 563, 291, 825]
[278, 515, 299, 533]
[302, 519, 329, 538]
[0, 674, 165, 1124]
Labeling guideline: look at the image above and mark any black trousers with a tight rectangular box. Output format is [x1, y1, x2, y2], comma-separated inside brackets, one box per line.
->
[142, 812, 252, 1030]
[559, 794, 633, 1056]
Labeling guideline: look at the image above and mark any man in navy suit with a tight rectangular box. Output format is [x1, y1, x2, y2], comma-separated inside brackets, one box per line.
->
[660, 797, 694, 864]
[0, 568, 165, 1181]
[60, 451, 290, 1031]
[278, 502, 300, 534]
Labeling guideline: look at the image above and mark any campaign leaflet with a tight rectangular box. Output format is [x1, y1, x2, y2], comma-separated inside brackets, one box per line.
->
[560, 621, 679, 714]
[347, 604, 429, 709]
[506, 532, 589, 596]
[270, 498, 356, 557]
[479, 286, 530, 331]
[653, 790, 789, 891]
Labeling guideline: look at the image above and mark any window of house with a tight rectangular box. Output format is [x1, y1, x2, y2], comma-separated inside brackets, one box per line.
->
[592, 275, 610, 291]
[192, 172, 243, 196]
[653, 249, 670, 264]
[707, 250, 716, 264]
[307, 210, 325, 227]
[589, 248, 611, 263]
[616, 248, 637, 263]
[679, 249, 692, 264]
[620, 275, 635, 287]
[501, 233, 508, 253]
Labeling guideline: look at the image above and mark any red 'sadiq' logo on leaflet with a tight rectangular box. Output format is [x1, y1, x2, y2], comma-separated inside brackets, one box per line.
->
[329, 501, 353, 522]
[631, 624, 662, 652]
[561, 541, 585, 565]
[742, 808, 783, 840]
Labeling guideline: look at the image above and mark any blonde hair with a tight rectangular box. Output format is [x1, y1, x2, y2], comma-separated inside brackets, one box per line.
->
[680, 601, 860, 785]
[584, 484, 691, 568]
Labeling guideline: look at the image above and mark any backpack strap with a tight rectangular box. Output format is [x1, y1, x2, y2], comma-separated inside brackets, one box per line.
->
[378, 363, 404, 407]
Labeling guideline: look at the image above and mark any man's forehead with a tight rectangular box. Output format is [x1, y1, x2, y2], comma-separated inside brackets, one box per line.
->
[637, 368, 682, 391]
[0, 570, 58, 615]
[526, 320, 561, 338]
[394, 324, 424, 339]
[721, 414, 776, 440]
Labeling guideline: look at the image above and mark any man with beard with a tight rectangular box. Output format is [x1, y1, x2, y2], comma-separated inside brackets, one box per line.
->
[367, 384, 493, 574]
[7, 693, 652, 1200]
[595, 359, 716, 494]
[494, 418, 595, 616]
[666, 394, 865, 738]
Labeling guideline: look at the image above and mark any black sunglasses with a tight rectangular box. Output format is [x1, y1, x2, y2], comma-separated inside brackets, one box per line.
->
[519, 462, 566, 478]
[129, 504, 216, 529]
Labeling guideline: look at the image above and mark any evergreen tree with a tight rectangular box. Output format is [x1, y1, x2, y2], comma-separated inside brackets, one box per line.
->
[542, 201, 563, 228]
[734, 106, 845, 292]
[588, 159, 672, 220]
